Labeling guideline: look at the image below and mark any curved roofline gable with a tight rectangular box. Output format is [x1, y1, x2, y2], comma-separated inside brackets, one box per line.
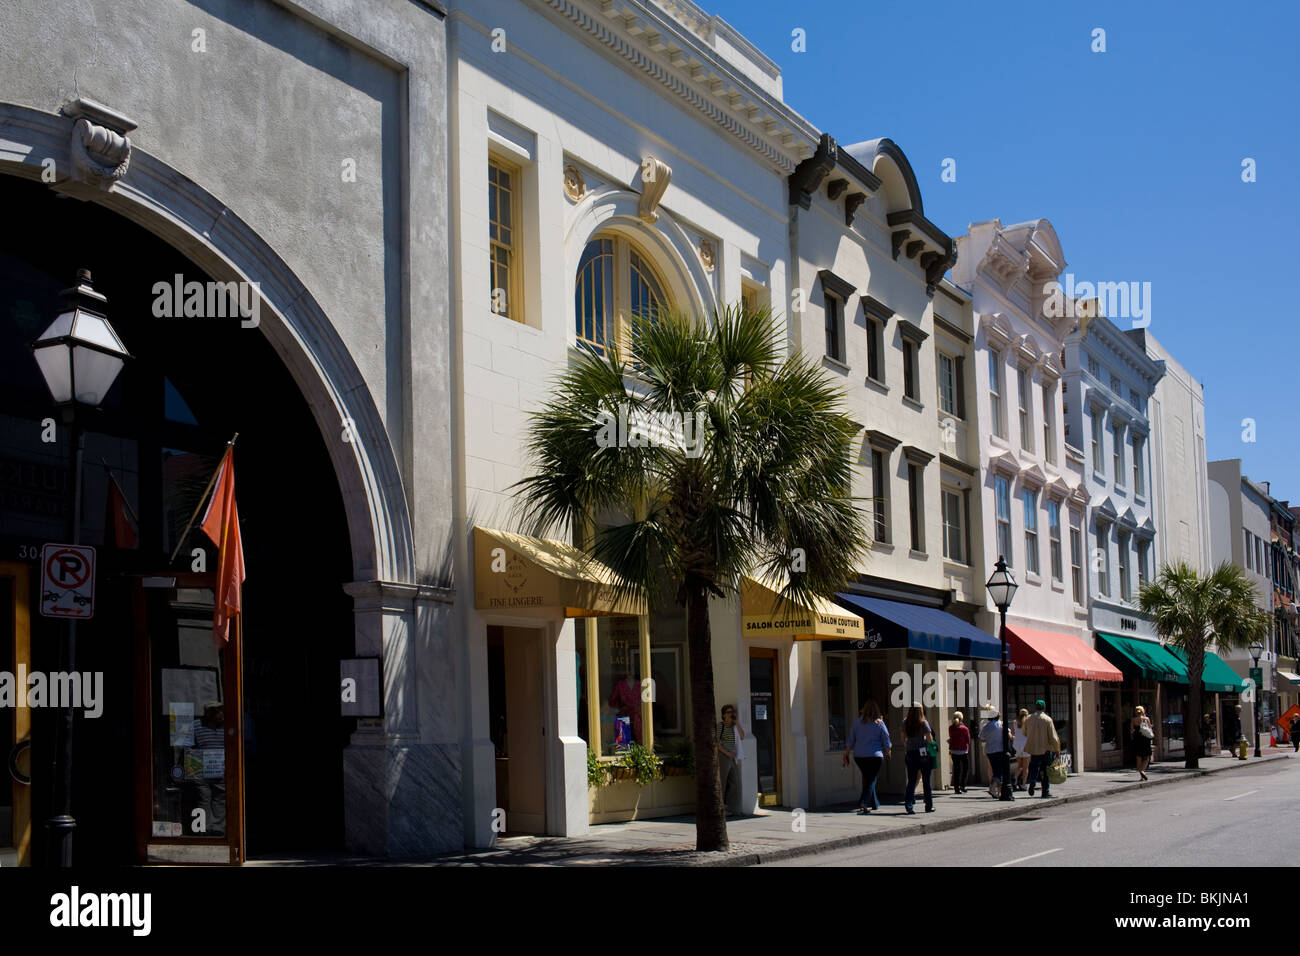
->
[846, 137, 924, 215]
[1001, 218, 1067, 279]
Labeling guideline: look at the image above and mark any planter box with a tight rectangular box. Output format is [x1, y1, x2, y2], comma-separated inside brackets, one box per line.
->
[589, 774, 695, 824]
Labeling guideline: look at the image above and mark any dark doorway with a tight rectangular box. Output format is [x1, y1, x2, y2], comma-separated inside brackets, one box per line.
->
[0, 175, 354, 862]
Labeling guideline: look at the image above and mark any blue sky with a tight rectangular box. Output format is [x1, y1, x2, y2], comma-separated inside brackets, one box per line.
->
[706, 0, 1299, 504]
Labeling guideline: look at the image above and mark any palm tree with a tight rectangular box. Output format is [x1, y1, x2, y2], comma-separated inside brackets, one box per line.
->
[513, 303, 870, 850]
[1138, 561, 1271, 768]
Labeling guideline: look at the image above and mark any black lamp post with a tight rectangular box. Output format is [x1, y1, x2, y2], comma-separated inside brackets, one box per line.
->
[1248, 640, 1265, 758]
[986, 556, 1019, 801]
[31, 269, 131, 867]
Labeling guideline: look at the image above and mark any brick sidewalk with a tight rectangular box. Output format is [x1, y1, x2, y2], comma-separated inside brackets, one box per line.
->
[245, 752, 1290, 868]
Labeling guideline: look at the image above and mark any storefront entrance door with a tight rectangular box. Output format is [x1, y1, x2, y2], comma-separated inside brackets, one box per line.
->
[1, 563, 31, 865]
[749, 649, 781, 806]
[488, 626, 547, 835]
[132, 574, 245, 864]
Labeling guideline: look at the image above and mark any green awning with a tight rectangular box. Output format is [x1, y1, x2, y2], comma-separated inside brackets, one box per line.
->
[1169, 648, 1248, 694]
[1096, 633, 1188, 683]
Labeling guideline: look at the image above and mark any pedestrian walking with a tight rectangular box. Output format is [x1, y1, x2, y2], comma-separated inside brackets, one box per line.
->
[1024, 699, 1061, 798]
[1012, 708, 1030, 791]
[948, 711, 970, 793]
[979, 709, 1006, 797]
[1289, 713, 1300, 753]
[1200, 713, 1213, 758]
[1131, 705, 1154, 780]
[843, 699, 891, 812]
[901, 703, 935, 814]
[715, 704, 745, 816]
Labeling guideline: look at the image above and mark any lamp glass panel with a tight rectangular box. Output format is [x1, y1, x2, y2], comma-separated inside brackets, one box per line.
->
[33, 341, 73, 403]
[72, 346, 125, 406]
[70, 309, 128, 353]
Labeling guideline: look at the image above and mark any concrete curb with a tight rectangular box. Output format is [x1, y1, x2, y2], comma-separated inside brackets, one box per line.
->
[689, 753, 1291, 868]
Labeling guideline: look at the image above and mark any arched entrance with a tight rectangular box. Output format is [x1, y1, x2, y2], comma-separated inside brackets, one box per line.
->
[0, 100, 428, 862]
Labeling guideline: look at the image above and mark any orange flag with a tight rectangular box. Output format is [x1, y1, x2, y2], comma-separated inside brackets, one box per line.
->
[200, 446, 245, 645]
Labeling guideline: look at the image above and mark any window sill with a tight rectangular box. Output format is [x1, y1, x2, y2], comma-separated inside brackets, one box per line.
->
[1050, 580, 1066, 593]
[1133, 493, 1146, 506]
[908, 549, 928, 560]
[902, 395, 925, 412]
[1025, 572, 1043, 585]
[872, 540, 895, 554]
[865, 376, 889, 395]
[989, 433, 1010, 450]
[823, 355, 851, 374]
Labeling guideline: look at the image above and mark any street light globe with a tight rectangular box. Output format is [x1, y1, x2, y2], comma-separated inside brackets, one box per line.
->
[32, 269, 131, 408]
[985, 556, 1019, 611]
[1248, 640, 1265, 664]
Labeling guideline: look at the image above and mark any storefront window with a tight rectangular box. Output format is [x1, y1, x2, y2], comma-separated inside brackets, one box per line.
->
[597, 615, 641, 752]
[826, 654, 850, 751]
[638, 598, 690, 755]
[1100, 691, 1118, 751]
[1163, 692, 1185, 744]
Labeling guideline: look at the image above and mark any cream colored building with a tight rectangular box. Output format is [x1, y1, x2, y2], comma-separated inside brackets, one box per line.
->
[446, 0, 818, 843]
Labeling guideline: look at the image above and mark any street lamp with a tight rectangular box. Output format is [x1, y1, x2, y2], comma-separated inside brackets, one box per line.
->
[986, 556, 1019, 801]
[1248, 640, 1265, 758]
[31, 269, 131, 867]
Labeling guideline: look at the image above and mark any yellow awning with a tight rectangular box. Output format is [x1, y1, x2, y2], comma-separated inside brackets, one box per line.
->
[741, 576, 864, 641]
[473, 527, 645, 617]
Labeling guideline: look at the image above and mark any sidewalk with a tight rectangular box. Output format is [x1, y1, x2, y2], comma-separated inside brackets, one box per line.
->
[248, 751, 1290, 868]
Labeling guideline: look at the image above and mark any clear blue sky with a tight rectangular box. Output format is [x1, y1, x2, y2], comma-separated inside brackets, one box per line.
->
[706, 0, 1299, 504]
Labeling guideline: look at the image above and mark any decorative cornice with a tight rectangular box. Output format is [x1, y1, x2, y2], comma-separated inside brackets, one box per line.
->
[543, 0, 814, 174]
[818, 267, 856, 301]
[939, 453, 976, 476]
[862, 295, 894, 322]
[934, 315, 971, 344]
[789, 133, 837, 208]
[898, 319, 928, 345]
[902, 445, 935, 467]
[866, 429, 902, 452]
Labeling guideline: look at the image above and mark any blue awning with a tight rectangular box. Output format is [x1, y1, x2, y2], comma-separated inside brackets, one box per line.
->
[832, 593, 1002, 660]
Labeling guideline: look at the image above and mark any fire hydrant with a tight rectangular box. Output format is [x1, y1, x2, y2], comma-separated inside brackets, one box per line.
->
[1237, 738, 1249, 760]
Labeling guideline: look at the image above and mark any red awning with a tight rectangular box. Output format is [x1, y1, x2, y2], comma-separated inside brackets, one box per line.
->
[1007, 627, 1124, 682]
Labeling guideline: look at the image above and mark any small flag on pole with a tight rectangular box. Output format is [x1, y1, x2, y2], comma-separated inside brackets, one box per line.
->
[200, 445, 245, 646]
[105, 470, 139, 550]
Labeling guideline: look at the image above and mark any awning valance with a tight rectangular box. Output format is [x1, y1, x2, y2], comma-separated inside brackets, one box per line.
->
[1006, 627, 1123, 682]
[1096, 633, 1187, 683]
[741, 577, 864, 641]
[1168, 648, 1248, 694]
[473, 527, 645, 617]
[833, 593, 1001, 660]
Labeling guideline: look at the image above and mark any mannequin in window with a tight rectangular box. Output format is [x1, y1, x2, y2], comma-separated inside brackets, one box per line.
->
[607, 672, 642, 745]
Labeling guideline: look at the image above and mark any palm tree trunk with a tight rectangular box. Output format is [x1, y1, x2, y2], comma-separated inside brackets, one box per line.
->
[1186, 643, 1204, 770]
[687, 582, 728, 851]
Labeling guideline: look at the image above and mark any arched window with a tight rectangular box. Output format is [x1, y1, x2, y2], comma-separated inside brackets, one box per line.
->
[574, 234, 668, 354]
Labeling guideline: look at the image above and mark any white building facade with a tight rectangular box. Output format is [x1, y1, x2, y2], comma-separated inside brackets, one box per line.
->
[1062, 312, 1169, 764]
[954, 219, 1123, 773]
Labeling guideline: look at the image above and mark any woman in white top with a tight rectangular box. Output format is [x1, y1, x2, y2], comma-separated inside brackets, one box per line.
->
[1012, 708, 1030, 791]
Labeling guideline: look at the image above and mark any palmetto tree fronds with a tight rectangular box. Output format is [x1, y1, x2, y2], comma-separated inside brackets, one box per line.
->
[511, 302, 871, 850]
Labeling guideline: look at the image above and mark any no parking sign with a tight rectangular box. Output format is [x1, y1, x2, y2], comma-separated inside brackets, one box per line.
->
[39, 544, 96, 619]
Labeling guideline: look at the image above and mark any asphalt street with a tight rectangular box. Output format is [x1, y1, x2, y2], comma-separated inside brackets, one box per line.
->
[761, 758, 1299, 866]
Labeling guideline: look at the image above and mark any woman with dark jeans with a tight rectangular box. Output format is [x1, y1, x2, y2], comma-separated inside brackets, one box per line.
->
[902, 702, 935, 813]
[843, 699, 891, 812]
[948, 711, 971, 793]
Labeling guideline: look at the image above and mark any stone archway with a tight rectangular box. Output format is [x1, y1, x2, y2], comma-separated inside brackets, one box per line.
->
[0, 101, 459, 858]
